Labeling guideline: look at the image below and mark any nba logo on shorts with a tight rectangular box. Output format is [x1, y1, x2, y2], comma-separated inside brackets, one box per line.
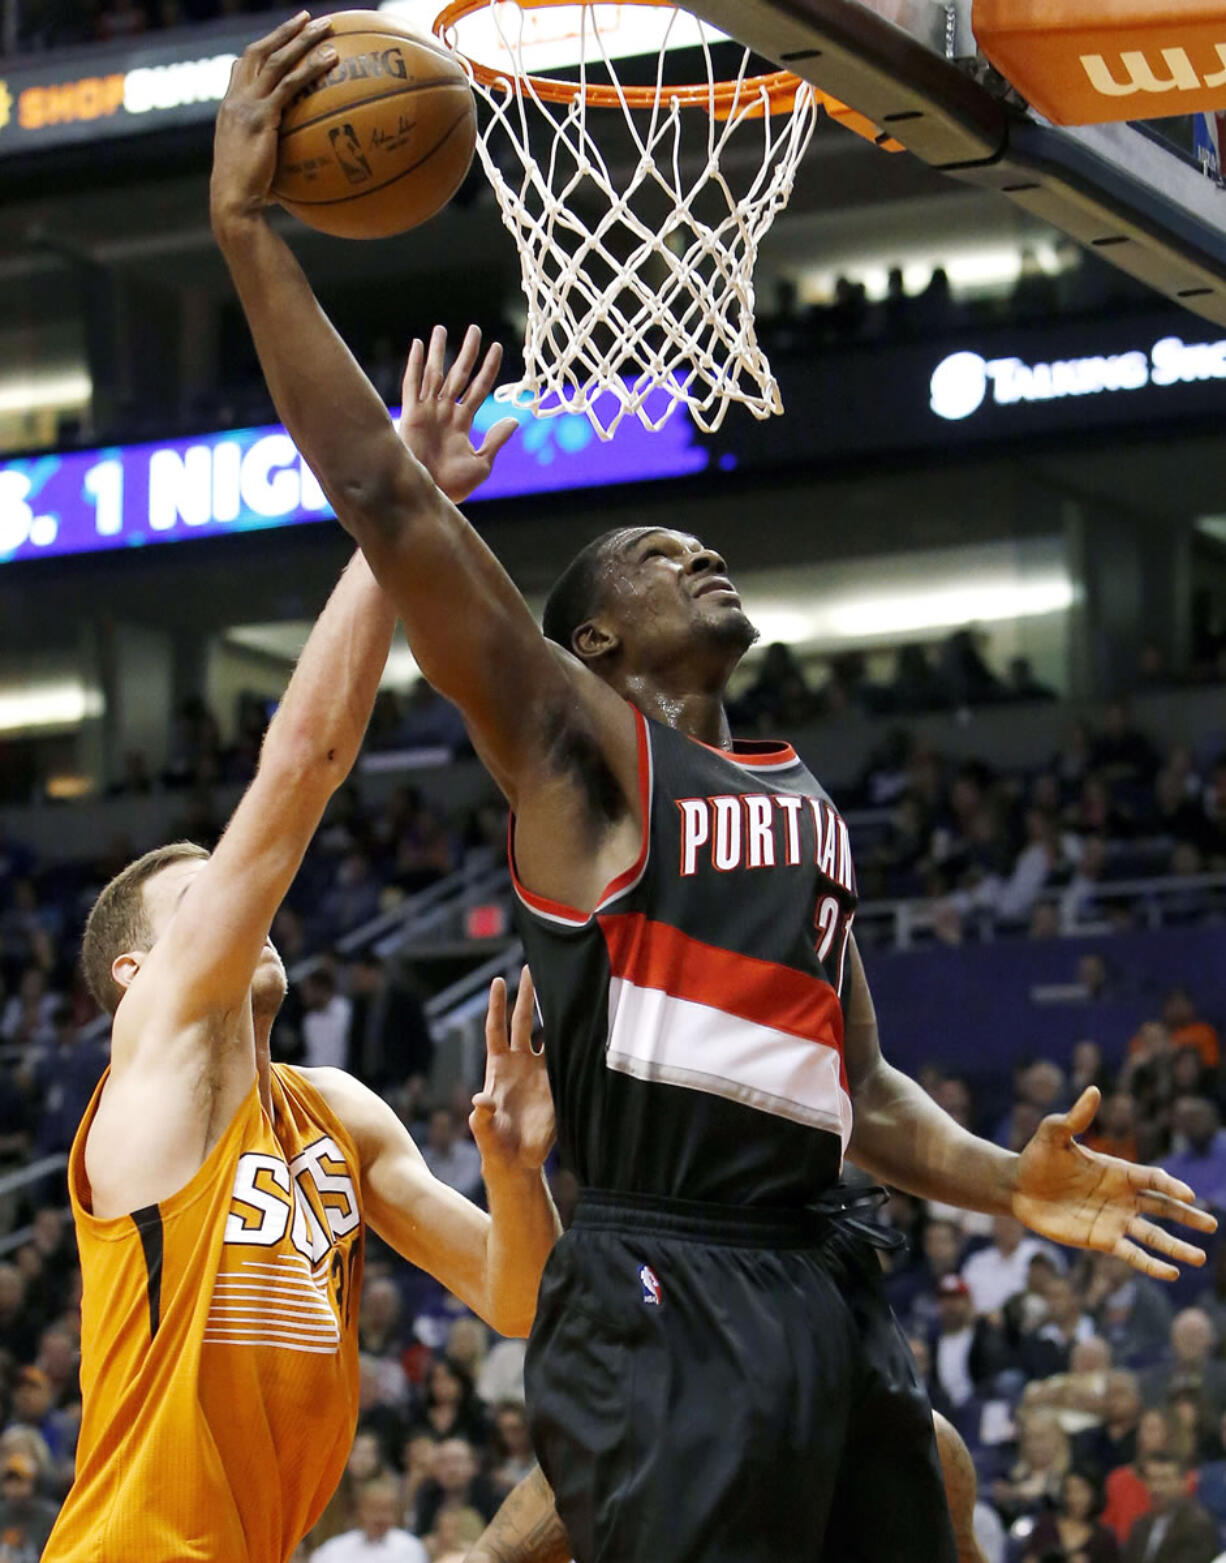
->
[639, 1264, 662, 1306]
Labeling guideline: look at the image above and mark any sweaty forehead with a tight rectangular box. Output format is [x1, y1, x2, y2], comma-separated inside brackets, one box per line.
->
[614, 526, 703, 557]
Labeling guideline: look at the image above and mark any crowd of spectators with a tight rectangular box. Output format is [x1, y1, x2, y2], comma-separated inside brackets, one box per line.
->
[2, 681, 1225, 1149]
[55, 256, 1163, 456]
[105, 682, 474, 804]
[875, 995, 1226, 1562]
[755, 245, 1167, 365]
[1, 678, 1226, 1556]
[8, 0, 279, 54]
[841, 699, 1226, 936]
[733, 635, 1226, 734]
[727, 644, 1226, 932]
[728, 633, 1064, 732]
[0, 981, 1224, 1557]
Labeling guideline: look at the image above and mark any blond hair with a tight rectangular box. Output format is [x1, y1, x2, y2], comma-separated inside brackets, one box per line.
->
[81, 842, 209, 1015]
[1016, 1407, 1071, 1478]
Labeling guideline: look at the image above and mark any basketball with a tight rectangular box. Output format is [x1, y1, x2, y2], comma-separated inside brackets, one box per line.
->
[272, 11, 476, 240]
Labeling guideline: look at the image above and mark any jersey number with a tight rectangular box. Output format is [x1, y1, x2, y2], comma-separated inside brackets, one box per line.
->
[815, 897, 854, 994]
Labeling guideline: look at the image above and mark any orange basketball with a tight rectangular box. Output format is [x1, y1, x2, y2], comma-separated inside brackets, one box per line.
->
[273, 11, 477, 240]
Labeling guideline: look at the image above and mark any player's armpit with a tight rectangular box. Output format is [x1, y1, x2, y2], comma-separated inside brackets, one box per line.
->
[467, 1466, 571, 1563]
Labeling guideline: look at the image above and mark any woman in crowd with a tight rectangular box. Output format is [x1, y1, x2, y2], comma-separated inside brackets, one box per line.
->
[1024, 1468, 1120, 1563]
[1168, 1387, 1219, 1467]
[409, 1358, 490, 1449]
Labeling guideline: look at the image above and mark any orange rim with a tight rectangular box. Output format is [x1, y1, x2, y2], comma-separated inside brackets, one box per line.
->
[433, 0, 805, 113]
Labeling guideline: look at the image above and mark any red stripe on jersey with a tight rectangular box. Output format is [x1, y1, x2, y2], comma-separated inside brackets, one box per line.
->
[687, 734, 799, 769]
[508, 705, 652, 926]
[597, 911, 847, 1087]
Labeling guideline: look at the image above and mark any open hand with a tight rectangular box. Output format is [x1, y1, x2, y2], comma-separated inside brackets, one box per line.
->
[398, 325, 519, 503]
[1012, 1086, 1217, 1281]
[211, 11, 336, 224]
[469, 968, 555, 1173]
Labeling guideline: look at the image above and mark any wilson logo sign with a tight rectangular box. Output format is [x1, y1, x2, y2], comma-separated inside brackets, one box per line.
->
[1081, 44, 1226, 98]
[973, 2, 1226, 125]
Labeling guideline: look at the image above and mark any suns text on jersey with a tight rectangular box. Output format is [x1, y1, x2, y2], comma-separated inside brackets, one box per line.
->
[223, 1135, 359, 1262]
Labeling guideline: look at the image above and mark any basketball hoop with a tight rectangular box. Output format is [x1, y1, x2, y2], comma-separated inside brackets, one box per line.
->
[430, 0, 852, 438]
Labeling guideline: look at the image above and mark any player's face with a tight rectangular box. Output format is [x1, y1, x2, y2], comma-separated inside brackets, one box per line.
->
[141, 860, 287, 1016]
[599, 527, 757, 666]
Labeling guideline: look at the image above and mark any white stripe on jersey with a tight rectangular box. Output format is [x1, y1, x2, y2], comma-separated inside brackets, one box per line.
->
[604, 978, 853, 1148]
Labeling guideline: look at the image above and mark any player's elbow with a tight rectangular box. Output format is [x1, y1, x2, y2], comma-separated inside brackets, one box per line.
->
[259, 728, 347, 801]
[334, 445, 438, 552]
[482, 1282, 536, 1340]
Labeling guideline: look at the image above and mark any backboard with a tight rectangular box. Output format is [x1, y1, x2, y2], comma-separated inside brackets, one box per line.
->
[673, 0, 1226, 327]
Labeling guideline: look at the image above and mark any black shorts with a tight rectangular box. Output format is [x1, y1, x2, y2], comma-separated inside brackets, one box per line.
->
[526, 1190, 956, 1563]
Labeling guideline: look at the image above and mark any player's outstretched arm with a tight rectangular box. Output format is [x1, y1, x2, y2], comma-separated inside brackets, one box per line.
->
[117, 552, 395, 1036]
[842, 940, 1217, 1280]
[209, 18, 636, 812]
[309, 973, 559, 1337]
[465, 1466, 571, 1563]
[88, 551, 396, 1216]
[842, 939, 1018, 1215]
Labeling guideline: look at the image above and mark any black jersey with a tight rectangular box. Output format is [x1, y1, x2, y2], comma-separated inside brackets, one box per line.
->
[510, 706, 859, 1207]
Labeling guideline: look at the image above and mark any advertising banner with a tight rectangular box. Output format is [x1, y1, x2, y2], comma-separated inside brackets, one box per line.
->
[0, 23, 250, 156]
[0, 396, 710, 565]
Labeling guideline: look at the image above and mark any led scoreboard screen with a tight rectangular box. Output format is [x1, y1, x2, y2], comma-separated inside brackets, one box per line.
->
[0, 402, 711, 566]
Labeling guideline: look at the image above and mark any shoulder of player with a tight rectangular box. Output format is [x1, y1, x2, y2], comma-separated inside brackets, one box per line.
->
[550, 643, 634, 730]
[296, 1068, 423, 1166]
[524, 648, 641, 805]
[295, 1065, 371, 1121]
[523, 642, 632, 754]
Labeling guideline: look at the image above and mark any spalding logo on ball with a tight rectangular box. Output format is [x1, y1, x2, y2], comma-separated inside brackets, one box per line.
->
[273, 10, 477, 240]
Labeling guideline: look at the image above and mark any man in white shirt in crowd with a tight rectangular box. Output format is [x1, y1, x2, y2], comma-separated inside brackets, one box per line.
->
[931, 1276, 1009, 1412]
[301, 966, 353, 1070]
[962, 1214, 1057, 1315]
[312, 1479, 428, 1563]
[422, 1106, 483, 1201]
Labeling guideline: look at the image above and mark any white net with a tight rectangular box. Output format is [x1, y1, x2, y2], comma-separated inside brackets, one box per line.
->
[439, 3, 818, 439]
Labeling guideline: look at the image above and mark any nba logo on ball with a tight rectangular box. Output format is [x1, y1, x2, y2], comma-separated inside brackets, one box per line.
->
[639, 1265, 663, 1306]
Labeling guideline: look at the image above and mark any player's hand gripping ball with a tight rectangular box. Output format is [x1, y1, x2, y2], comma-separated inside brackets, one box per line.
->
[273, 9, 477, 238]
[213, 11, 477, 240]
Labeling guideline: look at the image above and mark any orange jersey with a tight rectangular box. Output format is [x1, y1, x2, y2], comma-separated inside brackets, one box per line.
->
[47, 1064, 364, 1563]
